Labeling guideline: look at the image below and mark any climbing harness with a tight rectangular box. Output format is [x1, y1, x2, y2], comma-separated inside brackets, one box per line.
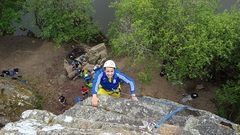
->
[98, 87, 121, 98]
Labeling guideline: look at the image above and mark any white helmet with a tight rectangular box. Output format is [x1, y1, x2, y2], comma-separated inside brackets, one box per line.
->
[103, 60, 116, 68]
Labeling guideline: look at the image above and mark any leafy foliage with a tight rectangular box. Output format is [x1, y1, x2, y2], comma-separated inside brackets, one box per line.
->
[24, 0, 99, 45]
[109, 0, 155, 58]
[34, 94, 43, 110]
[0, 0, 24, 35]
[137, 71, 152, 84]
[216, 81, 240, 123]
[109, 0, 240, 83]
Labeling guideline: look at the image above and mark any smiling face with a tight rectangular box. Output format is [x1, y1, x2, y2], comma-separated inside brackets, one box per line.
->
[104, 67, 115, 79]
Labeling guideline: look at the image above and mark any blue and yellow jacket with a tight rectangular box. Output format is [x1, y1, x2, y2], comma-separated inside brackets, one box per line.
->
[91, 68, 136, 95]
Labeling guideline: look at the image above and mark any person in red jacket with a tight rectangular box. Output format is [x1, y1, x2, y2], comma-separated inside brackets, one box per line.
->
[81, 86, 89, 99]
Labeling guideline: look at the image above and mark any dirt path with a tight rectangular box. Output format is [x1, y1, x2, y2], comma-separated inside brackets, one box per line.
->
[0, 36, 82, 114]
[0, 36, 217, 114]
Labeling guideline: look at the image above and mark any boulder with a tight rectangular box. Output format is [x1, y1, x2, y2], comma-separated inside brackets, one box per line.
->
[63, 59, 78, 79]
[64, 43, 107, 80]
[86, 43, 107, 65]
[0, 78, 37, 127]
[1, 95, 239, 135]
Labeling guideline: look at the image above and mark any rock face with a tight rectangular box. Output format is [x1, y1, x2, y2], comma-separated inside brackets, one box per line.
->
[64, 43, 107, 79]
[85, 43, 107, 65]
[0, 78, 37, 127]
[1, 95, 239, 135]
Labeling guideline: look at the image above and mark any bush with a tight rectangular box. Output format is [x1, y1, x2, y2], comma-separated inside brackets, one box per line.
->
[108, 0, 155, 57]
[34, 94, 43, 110]
[216, 81, 240, 123]
[109, 0, 240, 83]
[133, 57, 159, 84]
[137, 71, 152, 84]
[24, 0, 99, 45]
[0, 0, 24, 35]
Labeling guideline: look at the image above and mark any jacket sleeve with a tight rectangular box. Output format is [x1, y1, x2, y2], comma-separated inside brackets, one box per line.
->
[115, 69, 136, 95]
[91, 69, 103, 95]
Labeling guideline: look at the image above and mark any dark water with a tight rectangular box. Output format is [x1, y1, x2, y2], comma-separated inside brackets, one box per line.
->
[14, 0, 238, 36]
[93, 0, 115, 35]
[95, 0, 239, 34]
[14, 12, 41, 37]
[219, 0, 238, 11]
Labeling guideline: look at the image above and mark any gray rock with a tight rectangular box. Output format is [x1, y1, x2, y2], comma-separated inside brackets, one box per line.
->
[64, 43, 107, 80]
[0, 78, 37, 127]
[0, 95, 239, 135]
[86, 43, 107, 65]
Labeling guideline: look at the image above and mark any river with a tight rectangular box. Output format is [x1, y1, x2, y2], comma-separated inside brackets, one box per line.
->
[14, 0, 238, 36]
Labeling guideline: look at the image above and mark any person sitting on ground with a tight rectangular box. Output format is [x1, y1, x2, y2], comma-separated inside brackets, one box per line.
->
[91, 60, 138, 107]
[81, 86, 89, 99]
[1, 68, 22, 79]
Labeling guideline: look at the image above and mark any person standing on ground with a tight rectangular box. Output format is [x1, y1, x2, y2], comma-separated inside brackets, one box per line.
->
[91, 60, 138, 107]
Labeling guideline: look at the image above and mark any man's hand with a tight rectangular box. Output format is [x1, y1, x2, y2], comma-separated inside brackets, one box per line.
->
[92, 94, 99, 107]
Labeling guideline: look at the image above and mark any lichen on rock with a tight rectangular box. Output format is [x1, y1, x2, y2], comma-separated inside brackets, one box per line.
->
[0, 78, 38, 127]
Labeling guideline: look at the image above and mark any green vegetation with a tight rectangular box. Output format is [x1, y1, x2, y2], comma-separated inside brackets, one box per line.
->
[136, 58, 159, 84]
[137, 71, 152, 84]
[24, 0, 99, 45]
[109, 0, 240, 123]
[216, 81, 240, 123]
[109, 0, 240, 82]
[34, 94, 43, 110]
[0, 0, 24, 35]
[0, 78, 38, 122]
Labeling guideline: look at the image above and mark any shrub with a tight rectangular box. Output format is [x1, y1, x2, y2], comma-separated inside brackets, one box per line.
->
[24, 0, 99, 45]
[0, 0, 24, 35]
[109, 0, 240, 83]
[137, 71, 152, 84]
[216, 81, 240, 123]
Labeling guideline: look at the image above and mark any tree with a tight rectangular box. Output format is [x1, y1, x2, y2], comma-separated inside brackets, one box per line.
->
[216, 81, 240, 123]
[24, 0, 99, 45]
[0, 0, 24, 35]
[108, 0, 155, 59]
[109, 0, 240, 82]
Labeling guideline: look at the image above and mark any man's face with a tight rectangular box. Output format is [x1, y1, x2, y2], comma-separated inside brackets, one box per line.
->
[104, 67, 115, 79]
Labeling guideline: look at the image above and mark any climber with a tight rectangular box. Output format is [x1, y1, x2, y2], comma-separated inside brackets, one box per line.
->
[91, 60, 138, 107]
